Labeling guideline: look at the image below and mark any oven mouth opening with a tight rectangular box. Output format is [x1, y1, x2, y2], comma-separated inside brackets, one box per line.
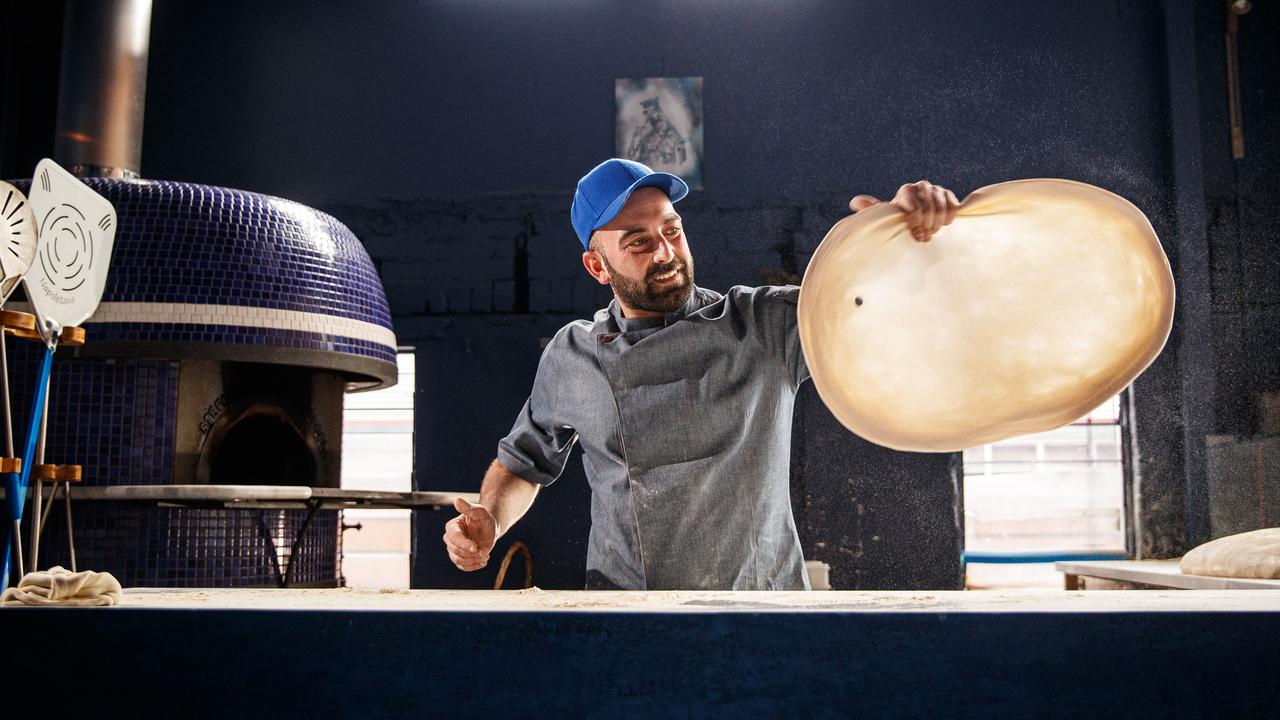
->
[198, 403, 320, 487]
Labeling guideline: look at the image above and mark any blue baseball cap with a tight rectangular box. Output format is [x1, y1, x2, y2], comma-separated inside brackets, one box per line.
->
[570, 158, 689, 250]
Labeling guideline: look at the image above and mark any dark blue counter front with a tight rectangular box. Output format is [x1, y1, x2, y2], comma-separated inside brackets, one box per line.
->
[2, 590, 1277, 719]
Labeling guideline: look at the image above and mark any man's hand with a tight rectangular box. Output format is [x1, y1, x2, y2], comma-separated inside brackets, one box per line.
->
[849, 180, 960, 242]
[443, 497, 498, 572]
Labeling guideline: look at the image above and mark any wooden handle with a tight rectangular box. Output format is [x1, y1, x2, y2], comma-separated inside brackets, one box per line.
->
[8, 324, 86, 346]
[34, 464, 82, 482]
[58, 326, 86, 347]
[0, 310, 36, 333]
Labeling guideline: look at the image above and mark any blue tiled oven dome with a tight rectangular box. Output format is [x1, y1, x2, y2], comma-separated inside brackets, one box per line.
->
[16, 178, 397, 389]
[8, 178, 398, 588]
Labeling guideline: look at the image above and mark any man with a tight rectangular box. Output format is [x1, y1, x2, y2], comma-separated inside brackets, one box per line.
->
[443, 158, 959, 590]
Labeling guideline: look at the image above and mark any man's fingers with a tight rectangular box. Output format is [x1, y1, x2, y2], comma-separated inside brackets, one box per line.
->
[943, 189, 959, 226]
[930, 186, 948, 235]
[442, 529, 465, 553]
[917, 187, 936, 241]
[849, 195, 880, 213]
[443, 520, 480, 553]
[448, 548, 488, 572]
[452, 549, 489, 568]
[447, 543, 488, 567]
[910, 198, 928, 241]
[449, 547, 488, 564]
[892, 185, 921, 239]
[456, 496, 493, 524]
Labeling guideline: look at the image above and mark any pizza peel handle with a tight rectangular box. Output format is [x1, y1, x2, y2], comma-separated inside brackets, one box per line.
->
[1, 345, 52, 593]
[0, 179, 38, 592]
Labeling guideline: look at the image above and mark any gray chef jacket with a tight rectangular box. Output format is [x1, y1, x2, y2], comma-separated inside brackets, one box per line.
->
[497, 284, 811, 590]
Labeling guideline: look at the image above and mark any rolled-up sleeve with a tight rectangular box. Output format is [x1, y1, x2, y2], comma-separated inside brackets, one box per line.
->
[496, 347, 579, 486]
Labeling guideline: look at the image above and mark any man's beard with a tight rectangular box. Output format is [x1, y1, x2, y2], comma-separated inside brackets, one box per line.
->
[601, 253, 695, 314]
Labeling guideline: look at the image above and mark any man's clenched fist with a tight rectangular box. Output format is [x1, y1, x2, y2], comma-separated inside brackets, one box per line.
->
[443, 497, 498, 572]
[850, 180, 960, 242]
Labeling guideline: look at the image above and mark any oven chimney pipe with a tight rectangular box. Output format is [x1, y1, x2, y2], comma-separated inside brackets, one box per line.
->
[53, 0, 153, 179]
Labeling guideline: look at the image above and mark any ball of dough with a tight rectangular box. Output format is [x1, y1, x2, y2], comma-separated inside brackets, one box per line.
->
[798, 179, 1174, 452]
[1180, 528, 1280, 580]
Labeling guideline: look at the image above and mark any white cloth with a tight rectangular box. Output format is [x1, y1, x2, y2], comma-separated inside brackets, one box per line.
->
[2, 566, 123, 606]
[1180, 528, 1280, 580]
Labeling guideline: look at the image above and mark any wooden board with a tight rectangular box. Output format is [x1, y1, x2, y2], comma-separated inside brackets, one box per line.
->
[1055, 559, 1280, 590]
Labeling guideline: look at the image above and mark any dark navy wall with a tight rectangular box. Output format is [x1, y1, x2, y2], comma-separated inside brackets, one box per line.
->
[1149, 0, 1280, 553]
[138, 0, 1183, 335]
[142, 1, 1175, 208]
[1197, 0, 1280, 434]
[1, 0, 1249, 582]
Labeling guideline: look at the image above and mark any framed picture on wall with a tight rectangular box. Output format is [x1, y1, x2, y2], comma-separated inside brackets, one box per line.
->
[615, 77, 703, 190]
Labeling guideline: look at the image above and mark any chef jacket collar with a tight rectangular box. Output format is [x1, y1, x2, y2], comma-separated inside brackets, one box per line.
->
[600, 285, 707, 334]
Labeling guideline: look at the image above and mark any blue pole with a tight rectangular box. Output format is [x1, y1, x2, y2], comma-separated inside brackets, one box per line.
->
[1, 346, 54, 593]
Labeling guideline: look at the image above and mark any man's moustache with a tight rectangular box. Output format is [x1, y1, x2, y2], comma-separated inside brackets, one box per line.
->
[647, 262, 684, 280]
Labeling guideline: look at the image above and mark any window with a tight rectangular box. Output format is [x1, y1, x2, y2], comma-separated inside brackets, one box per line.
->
[340, 350, 415, 589]
[963, 394, 1127, 587]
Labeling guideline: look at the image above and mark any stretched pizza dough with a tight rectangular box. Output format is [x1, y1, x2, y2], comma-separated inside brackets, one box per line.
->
[1180, 528, 1280, 579]
[798, 179, 1174, 452]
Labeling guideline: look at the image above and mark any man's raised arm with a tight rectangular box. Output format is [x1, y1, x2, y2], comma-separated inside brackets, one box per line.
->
[442, 459, 540, 572]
